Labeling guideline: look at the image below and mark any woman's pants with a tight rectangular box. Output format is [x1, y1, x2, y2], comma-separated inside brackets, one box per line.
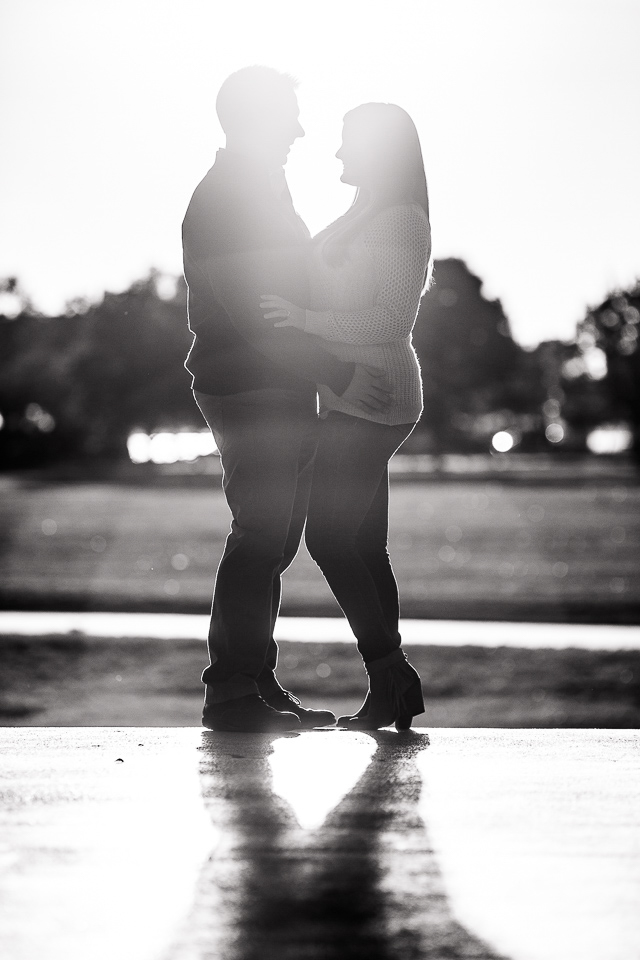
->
[305, 412, 415, 664]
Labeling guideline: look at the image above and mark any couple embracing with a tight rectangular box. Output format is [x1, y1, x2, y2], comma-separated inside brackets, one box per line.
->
[182, 66, 432, 733]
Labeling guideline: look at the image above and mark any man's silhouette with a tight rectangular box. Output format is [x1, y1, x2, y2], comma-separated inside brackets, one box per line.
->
[182, 67, 390, 732]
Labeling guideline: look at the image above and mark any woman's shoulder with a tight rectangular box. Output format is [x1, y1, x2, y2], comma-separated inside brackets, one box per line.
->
[370, 201, 429, 226]
[363, 202, 430, 245]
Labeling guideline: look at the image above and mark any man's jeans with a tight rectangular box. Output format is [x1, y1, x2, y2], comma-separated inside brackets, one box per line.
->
[305, 412, 415, 664]
[195, 389, 318, 703]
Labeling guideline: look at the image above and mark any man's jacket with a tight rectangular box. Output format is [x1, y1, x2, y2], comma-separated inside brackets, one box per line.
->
[182, 149, 354, 398]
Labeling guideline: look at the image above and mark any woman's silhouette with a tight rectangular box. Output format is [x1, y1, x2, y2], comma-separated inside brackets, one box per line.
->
[261, 103, 433, 730]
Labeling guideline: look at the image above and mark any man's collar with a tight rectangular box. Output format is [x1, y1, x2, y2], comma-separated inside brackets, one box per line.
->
[215, 148, 289, 199]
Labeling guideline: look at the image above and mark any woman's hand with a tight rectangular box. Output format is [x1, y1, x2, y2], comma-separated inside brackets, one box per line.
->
[260, 294, 306, 329]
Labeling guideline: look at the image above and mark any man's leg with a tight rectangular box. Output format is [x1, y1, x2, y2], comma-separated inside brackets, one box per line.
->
[257, 425, 317, 691]
[195, 389, 315, 704]
[254, 422, 337, 727]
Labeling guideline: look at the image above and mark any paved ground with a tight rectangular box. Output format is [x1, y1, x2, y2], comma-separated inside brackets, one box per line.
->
[2, 611, 640, 649]
[1, 728, 639, 960]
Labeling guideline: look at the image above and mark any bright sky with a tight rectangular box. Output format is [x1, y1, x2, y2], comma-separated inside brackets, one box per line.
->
[1, 0, 639, 346]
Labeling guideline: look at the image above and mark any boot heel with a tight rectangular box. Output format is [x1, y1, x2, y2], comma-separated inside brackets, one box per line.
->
[395, 713, 413, 731]
[394, 679, 424, 731]
[344, 651, 424, 731]
[403, 678, 425, 716]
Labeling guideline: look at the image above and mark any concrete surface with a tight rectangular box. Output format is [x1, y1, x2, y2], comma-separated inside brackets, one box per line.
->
[1, 728, 639, 960]
[2, 611, 640, 649]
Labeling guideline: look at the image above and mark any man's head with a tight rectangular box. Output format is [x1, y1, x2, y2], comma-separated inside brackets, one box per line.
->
[216, 66, 304, 167]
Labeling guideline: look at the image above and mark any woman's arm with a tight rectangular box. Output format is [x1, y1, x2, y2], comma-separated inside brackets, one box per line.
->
[305, 204, 430, 344]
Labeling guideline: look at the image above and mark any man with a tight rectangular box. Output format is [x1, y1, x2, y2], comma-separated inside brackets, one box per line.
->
[182, 66, 391, 732]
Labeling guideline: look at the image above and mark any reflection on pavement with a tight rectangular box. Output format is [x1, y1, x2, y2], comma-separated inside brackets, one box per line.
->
[168, 729, 505, 960]
[269, 731, 377, 829]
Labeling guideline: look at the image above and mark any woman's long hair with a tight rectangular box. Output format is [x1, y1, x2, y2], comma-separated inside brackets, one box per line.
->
[314, 103, 432, 290]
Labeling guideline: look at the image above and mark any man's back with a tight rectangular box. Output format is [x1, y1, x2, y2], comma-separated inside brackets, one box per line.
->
[182, 148, 318, 398]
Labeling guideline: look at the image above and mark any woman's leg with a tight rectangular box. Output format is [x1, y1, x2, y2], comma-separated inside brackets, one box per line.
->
[305, 413, 414, 663]
[355, 469, 401, 647]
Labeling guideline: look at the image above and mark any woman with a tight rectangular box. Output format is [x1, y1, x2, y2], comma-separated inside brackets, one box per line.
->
[261, 103, 432, 730]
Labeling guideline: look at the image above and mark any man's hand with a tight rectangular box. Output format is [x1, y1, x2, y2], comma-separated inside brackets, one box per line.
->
[340, 364, 393, 414]
[260, 294, 306, 329]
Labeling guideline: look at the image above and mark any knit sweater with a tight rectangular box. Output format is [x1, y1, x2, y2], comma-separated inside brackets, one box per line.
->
[305, 202, 430, 425]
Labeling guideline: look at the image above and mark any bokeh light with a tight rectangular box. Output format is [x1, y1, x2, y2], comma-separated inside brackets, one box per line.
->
[586, 424, 633, 455]
[491, 431, 514, 453]
[127, 430, 217, 464]
[545, 423, 565, 444]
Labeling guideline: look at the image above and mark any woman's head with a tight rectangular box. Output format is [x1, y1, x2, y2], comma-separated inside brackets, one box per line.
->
[335, 103, 429, 216]
[317, 102, 431, 288]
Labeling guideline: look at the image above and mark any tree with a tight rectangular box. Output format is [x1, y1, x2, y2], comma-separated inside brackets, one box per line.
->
[0, 272, 196, 466]
[576, 281, 640, 459]
[412, 258, 523, 451]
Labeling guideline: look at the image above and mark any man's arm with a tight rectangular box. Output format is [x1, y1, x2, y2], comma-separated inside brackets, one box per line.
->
[191, 245, 353, 395]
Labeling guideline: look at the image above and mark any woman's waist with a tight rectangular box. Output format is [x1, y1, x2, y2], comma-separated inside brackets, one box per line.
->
[318, 337, 415, 362]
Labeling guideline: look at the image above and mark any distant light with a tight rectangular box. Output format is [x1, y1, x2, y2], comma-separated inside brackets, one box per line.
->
[583, 347, 607, 380]
[127, 430, 217, 464]
[562, 357, 585, 379]
[155, 275, 178, 301]
[586, 424, 633, 454]
[25, 402, 55, 433]
[0, 412, 4, 430]
[492, 431, 514, 453]
[545, 422, 565, 444]
[0, 292, 21, 318]
[127, 432, 151, 464]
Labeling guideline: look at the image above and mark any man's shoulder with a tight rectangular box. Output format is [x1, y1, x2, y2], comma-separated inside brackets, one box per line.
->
[183, 153, 308, 257]
[185, 163, 236, 219]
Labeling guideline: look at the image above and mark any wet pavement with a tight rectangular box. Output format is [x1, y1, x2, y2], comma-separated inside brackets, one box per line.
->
[1, 728, 639, 960]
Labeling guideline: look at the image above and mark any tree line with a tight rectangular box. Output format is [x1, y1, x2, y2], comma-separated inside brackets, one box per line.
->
[0, 261, 638, 468]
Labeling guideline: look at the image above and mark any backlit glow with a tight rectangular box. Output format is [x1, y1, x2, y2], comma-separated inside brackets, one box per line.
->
[3, 2, 640, 346]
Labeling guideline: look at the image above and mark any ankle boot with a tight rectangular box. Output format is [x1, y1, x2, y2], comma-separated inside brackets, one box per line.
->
[343, 649, 424, 731]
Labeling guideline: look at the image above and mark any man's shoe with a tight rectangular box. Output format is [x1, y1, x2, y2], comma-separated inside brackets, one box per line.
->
[202, 694, 301, 733]
[261, 686, 336, 729]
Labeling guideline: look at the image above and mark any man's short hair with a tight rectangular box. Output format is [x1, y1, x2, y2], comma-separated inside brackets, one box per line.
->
[216, 66, 299, 133]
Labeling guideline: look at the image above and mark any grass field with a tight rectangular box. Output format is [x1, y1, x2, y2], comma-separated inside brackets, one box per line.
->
[2, 471, 639, 728]
[1, 635, 639, 728]
[1, 474, 639, 621]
